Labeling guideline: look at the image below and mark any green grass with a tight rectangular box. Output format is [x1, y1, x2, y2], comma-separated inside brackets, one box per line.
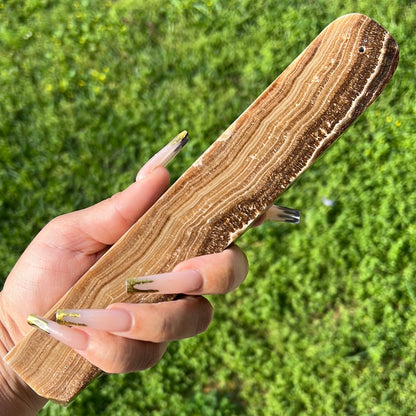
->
[1, 0, 415, 414]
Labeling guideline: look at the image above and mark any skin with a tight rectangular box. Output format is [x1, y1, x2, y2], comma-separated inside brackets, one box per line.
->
[0, 166, 248, 415]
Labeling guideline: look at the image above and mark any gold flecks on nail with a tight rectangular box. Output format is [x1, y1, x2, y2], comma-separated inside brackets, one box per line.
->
[126, 278, 158, 294]
[56, 310, 86, 327]
[172, 130, 188, 146]
[27, 314, 50, 334]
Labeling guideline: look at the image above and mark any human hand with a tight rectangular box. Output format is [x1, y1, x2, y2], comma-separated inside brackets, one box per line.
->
[0, 133, 248, 414]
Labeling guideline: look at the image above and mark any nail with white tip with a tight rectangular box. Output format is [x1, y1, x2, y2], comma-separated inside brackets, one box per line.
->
[136, 130, 189, 181]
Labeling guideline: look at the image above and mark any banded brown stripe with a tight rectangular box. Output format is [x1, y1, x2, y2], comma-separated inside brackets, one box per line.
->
[5, 14, 399, 404]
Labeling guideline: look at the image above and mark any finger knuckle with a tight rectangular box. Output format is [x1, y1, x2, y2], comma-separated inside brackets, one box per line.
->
[154, 315, 174, 342]
[98, 341, 166, 373]
[99, 344, 132, 374]
[220, 263, 236, 293]
[138, 343, 167, 370]
[195, 300, 213, 334]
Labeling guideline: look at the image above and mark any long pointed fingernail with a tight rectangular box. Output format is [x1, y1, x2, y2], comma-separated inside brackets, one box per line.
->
[264, 205, 301, 224]
[136, 130, 189, 181]
[56, 309, 132, 332]
[252, 205, 301, 227]
[126, 269, 202, 294]
[27, 314, 88, 351]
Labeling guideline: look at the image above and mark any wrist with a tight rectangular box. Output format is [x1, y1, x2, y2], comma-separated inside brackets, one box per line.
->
[0, 295, 47, 415]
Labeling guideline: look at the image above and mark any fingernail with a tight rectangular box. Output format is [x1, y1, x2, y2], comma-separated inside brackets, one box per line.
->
[126, 269, 202, 294]
[136, 130, 189, 181]
[264, 205, 301, 224]
[252, 205, 301, 227]
[27, 314, 88, 351]
[56, 309, 132, 332]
